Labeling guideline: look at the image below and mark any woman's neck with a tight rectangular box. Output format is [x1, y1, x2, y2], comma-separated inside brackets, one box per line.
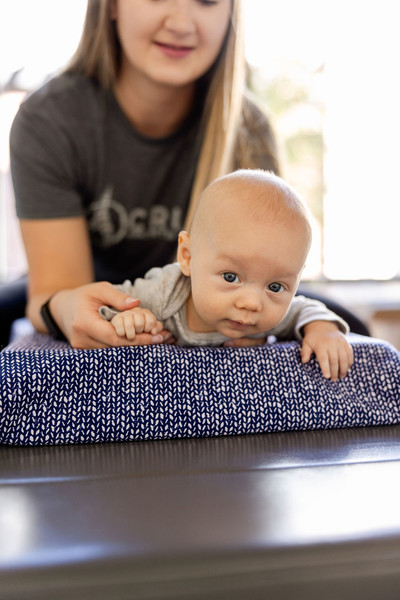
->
[114, 72, 196, 138]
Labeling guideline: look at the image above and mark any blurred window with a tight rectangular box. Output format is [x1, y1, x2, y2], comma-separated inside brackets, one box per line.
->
[244, 0, 400, 281]
[1, 0, 399, 281]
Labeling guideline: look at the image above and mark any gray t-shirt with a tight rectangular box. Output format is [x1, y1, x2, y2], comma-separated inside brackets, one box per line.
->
[100, 263, 349, 346]
[10, 73, 204, 283]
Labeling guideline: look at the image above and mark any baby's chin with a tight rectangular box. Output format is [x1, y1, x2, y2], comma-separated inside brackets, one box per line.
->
[216, 319, 280, 340]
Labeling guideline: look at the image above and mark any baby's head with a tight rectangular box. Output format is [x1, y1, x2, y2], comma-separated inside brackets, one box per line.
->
[177, 169, 312, 338]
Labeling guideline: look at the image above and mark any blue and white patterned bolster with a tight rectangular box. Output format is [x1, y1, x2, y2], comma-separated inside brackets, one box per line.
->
[1, 333, 400, 446]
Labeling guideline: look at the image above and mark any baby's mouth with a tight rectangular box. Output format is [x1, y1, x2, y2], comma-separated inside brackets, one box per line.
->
[227, 320, 254, 331]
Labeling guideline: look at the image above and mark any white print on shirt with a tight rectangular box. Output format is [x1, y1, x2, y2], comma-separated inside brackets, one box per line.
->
[88, 186, 183, 246]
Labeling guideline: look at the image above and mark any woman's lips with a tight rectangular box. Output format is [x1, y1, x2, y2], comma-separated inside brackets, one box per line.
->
[155, 42, 193, 59]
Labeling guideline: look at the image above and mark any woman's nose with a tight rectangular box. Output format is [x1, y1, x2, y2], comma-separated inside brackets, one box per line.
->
[164, 0, 196, 36]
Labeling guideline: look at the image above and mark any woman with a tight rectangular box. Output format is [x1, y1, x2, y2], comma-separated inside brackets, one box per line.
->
[8, 0, 367, 349]
[9, 0, 280, 349]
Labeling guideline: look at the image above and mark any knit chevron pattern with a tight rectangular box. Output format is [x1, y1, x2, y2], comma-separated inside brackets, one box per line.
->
[1, 334, 400, 446]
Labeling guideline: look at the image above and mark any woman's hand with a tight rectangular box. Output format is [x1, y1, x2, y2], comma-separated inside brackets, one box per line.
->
[19, 217, 174, 349]
[50, 282, 172, 349]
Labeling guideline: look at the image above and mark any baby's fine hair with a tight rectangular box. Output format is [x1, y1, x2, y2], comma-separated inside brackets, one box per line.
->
[191, 169, 312, 243]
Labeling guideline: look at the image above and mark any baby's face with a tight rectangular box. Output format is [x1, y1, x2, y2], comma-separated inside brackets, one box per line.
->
[182, 203, 310, 338]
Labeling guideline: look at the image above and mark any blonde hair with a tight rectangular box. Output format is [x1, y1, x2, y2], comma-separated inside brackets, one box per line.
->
[185, 0, 245, 229]
[66, 0, 118, 89]
[66, 1, 276, 229]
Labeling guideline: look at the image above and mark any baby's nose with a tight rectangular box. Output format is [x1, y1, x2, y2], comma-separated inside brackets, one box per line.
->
[235, 289, 263, 312]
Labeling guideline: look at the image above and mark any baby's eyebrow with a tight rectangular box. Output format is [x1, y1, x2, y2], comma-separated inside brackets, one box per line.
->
[215, 253, 238, 263]
[273, 271, 299, 280]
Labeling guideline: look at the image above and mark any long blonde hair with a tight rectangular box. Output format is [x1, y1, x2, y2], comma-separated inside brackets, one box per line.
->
[185, 0, 245, 228]
[66, 0, 275, 228]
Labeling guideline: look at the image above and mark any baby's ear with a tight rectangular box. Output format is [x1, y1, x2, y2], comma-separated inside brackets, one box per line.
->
[177, 231, 191, 276]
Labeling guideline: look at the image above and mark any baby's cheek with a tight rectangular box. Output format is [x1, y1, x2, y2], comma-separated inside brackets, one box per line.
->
[196, 295, 223, 321]
[197, 297, 218, 317]
[261, 303, 288, 330]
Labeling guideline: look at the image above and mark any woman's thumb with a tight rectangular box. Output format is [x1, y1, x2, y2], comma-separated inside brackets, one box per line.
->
[97, 282, 140, 311]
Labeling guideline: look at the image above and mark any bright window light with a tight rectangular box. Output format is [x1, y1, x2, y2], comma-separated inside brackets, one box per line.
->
[1, 0, 399, 281]
[244, 0, 400, 281]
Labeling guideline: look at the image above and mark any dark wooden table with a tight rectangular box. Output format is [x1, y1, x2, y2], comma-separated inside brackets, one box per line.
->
[1, 426, 400, 599]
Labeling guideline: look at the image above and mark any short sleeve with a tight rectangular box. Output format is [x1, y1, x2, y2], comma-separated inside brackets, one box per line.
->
[271, 296, 350, 340]
[9, 75, 103, 220]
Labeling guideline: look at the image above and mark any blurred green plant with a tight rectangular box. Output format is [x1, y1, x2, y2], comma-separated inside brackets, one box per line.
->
[248, 65, 325, 227]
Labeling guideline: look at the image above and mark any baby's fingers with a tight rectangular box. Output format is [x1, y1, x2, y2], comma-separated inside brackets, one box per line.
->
[140, 311, 162, 335]
[321, 344, 353, 382]
[132, 311, 146, 334]
[338, 343, 354, 379]
[122, 314, 138, 340]
[149, 319, 164, 336]
[111, 314, 132, 339]
[300, 342, 313, 365]
[316, 348, 335, 380]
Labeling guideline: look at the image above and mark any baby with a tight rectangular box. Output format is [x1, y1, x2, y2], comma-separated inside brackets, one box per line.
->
[101, 170, 353, 381]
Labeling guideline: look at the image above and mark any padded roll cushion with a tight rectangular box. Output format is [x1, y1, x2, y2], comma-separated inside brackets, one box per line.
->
[1, 333, 400, 446]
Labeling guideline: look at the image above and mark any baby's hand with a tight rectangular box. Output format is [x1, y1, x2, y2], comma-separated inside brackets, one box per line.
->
[111, 307, 163, 342]
[301, 321, 354, 382]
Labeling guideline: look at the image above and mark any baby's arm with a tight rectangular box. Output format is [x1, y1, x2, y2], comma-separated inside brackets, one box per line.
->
[301, 320, 354, 381]
[111, 307, 163, 341]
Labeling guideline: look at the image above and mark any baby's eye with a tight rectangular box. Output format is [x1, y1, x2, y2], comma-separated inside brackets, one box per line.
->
[222, 272, 239, 284]
[268, 282, 284, 293]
